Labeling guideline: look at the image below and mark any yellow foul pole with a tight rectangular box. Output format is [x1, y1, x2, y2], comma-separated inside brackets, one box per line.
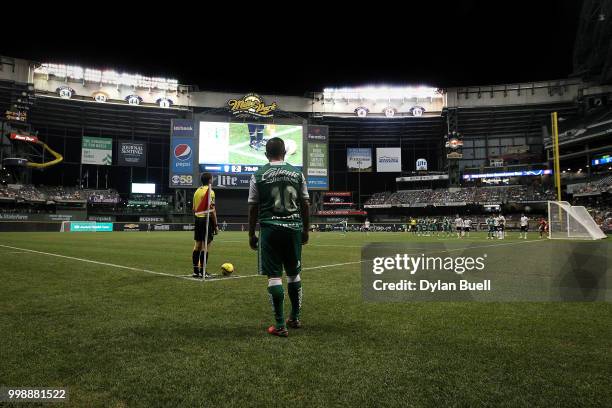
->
[551, 112, 562, 201]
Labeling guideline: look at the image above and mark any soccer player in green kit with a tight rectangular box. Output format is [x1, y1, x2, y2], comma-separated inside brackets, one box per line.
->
[248, 137, 310, 337]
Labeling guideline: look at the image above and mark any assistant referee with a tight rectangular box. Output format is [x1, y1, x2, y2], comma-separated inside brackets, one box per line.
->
[192, 173, 218, 278]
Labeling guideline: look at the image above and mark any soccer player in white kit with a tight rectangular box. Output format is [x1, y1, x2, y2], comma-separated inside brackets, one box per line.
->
[496, 214, 506, 239]
[463, 218, 472, 237]
[520, 214, 529, 239]
[493, 215, 500, 239]
[454, 216, 464, 238]
[364, 219, 371, 235]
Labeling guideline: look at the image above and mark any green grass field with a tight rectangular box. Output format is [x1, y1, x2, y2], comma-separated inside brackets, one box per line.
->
[1, 231, 611, 407]
[228, 123, 303, 167]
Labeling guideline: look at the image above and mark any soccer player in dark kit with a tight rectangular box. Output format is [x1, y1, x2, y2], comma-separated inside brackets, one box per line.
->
[247, 137, 310, 337]
[248, 124, 265, 150]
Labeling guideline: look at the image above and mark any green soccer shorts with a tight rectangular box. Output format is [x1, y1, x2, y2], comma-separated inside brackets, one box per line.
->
[258, 226, 302, 278]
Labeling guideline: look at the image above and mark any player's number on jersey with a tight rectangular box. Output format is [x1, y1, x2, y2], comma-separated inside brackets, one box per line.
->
[271, 185, 298, 212]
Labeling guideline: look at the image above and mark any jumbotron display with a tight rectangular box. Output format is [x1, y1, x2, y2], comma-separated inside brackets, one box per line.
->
[198, 121, 303, 173]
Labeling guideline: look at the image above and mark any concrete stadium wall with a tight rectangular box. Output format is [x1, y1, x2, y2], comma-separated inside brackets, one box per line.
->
[0, 56, 34, 83]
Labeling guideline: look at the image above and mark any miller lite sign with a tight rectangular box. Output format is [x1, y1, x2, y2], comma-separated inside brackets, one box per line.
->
[214, 173, 251, 189]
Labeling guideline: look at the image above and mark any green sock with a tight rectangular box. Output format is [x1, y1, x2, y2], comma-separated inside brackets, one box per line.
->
[287, 280, 302, 320]
[267, 282, 285, 329]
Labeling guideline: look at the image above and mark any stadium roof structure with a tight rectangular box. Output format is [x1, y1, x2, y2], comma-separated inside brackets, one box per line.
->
[545, 105, 612, 148]
[28, 96, 188, 142]
[449, 102, 578, 141]
[311, 115, 445, 144]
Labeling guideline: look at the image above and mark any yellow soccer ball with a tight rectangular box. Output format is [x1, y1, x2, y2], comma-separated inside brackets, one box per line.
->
[221, 263, 234, 276]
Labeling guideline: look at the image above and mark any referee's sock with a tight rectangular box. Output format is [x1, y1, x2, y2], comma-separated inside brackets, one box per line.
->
[192, 250, 199, 275]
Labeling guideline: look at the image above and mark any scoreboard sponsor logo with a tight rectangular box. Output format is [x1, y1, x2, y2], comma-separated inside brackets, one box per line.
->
[376, 148, 402, 172]
[171, 120, 195, 136]
[139, 216, 165, 222]
[88, 215, 113, 222]
[171, 174, 193, 187]
[214, 173, 251, 189]
[307, 125, 328, 143]
[118, 141, 147, 167]
[70, 222, 113, 232]
[347, 148, 372, 172]
[416, 158, 428, 171]
[0, 213, 29, 220]
[10, 133, 38, 143]
[174, 144, 192, 161]
[171, 138, 194, 174]
[123, 223, 141, 231]
[227, 93, 277, 118]
[307, 176, 328, 189]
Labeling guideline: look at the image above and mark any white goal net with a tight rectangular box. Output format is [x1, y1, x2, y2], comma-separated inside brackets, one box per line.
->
[548, 201, 606, 240]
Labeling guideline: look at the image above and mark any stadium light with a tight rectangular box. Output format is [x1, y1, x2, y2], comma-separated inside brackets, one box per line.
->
[323, 86, 441, 101]
[35, 63, 179, 91]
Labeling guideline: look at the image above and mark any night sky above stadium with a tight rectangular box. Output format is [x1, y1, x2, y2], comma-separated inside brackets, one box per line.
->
[4, 1, 581, 95]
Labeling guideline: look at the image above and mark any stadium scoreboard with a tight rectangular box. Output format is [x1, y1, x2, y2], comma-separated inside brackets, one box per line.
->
[170, 119, 328, 190]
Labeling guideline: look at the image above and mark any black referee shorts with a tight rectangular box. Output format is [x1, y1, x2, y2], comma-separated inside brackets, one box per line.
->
[194, 217, 215, 243]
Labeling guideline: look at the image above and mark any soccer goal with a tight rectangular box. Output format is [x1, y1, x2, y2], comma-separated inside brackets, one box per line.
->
[547, 201, 606, 240]
[60, 220, 71, 232]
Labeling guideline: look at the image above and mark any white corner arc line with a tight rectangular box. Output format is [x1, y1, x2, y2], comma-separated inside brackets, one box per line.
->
[0, 244, 193, 281]
[0, 238, 545, 284]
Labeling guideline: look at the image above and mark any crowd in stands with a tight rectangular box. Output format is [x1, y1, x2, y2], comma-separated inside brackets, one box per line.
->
[127, 194, 170, 210]
[572, 194, 612, 232]
[366, 192, 392, 205]
[571, 175, 612, 195]
[0, 184, 121, 204]
[0, 185, 47, 202]
[365, 185, 556, 207]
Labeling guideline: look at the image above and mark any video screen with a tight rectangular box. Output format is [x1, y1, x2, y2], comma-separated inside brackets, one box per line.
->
[131, 183, 155, 194]
[199, 121, 303, 173]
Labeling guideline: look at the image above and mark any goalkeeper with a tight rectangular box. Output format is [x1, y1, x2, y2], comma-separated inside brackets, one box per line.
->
[248, 138, 310, 337]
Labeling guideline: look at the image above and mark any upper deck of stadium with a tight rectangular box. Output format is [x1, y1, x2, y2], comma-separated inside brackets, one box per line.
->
[1, 55, 611, 197]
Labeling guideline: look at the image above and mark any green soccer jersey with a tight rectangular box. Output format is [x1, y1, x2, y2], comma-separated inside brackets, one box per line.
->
[248, 161, 309, 231]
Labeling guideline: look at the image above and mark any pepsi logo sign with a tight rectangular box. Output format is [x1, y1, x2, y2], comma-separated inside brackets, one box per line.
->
[174, 144, 192, 161]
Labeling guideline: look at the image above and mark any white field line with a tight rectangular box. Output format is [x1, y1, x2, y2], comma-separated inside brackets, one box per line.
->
[172, 238, 547, 281]
[0, 244, 194, 281]
[0, 238, 545, 284]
